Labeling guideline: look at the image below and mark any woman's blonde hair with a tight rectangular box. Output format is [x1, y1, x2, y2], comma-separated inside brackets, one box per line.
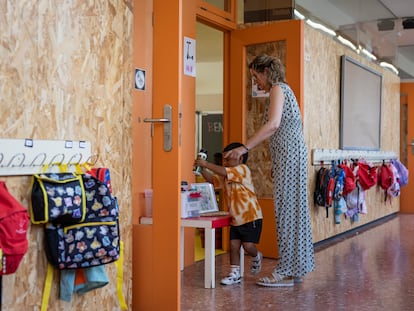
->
[248, 54, 286, 84]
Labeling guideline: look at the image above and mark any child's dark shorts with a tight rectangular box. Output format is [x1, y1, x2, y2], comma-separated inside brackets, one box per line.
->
[229, 219, 262, 243]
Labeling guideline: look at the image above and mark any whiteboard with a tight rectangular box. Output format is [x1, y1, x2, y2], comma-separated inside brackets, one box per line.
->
[340, 55, 382, 150]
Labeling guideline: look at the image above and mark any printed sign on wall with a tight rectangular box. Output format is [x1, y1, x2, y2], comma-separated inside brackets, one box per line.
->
[135, 68, 146, 91]
[184, 36, 196, 77]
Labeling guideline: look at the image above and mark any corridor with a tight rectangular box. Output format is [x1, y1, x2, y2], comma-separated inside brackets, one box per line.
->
[181, 213, 414, 311]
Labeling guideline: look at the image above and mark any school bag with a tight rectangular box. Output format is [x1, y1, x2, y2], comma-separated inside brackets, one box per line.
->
[38, 169, 126, 310]
[30, 172, 86, 225]
[377, 162, 394, 202]
[338, 163, 356, 196]
[391, 159, 409, 187]
[386, 162, 400, 199]
[333, 164, 345, 201]
[0, 181, 30, 275]
[333, 165, 347, 224]
[43, 173, 120, 269]
[355, 161, 377, 191]
[314, 165, 335, 217]
[345, 182, 366, 223]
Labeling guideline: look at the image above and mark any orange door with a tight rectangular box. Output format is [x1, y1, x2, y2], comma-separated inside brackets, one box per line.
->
[400, 83, 414, 213]
[132, 0, 197, 310]
[226, 20, 304, 258]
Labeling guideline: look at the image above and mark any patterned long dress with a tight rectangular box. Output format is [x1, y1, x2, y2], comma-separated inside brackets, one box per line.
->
[264, 82, 315, 277]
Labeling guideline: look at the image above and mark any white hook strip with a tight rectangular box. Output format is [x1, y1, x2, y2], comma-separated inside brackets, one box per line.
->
[311, 149, 397, 166]
[0, 138, 92, 176]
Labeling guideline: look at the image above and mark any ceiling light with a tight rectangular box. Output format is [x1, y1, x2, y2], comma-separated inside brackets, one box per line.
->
[336, 35, 357, 51]
[294, 9, 305, 20]
[361, 48, 377, 61]
[379, 61, 399, 75]
[305, 19, 336, 36]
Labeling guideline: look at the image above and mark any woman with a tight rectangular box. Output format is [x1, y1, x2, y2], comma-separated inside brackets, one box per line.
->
[223, 54, 315, 287]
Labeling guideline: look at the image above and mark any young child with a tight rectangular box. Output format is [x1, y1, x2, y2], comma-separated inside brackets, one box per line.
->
[194, 142, 263, 285]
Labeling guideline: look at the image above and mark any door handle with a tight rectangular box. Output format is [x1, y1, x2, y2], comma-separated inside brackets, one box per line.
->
[143, 104, 172, 152]
[143, 118, 170, 123]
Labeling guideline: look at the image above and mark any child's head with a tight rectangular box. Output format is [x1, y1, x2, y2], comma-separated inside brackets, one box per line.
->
[223, 142, 248, 165]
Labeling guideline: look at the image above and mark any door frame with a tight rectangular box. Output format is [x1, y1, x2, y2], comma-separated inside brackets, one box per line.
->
[226, 20, 304, 257]
[400, 83, 414, 213]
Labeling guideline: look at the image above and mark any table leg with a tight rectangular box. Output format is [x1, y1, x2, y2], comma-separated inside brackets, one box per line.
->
[204, 228, 215, 288]
[180, 226, 185, 271]
[240, 246, 244, 277]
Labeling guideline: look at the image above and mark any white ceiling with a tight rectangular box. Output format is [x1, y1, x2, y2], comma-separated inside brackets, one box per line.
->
[296, 0, 414, 79]
[196, 0, 414, 95]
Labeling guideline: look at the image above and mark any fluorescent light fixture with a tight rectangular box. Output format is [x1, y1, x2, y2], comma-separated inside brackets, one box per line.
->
[294, 9, 305, 20]
[379, 61, 399, 75]
[306, 19, 336, 36]
[336, 35, 357, 51]
[361, 48, 377, 61]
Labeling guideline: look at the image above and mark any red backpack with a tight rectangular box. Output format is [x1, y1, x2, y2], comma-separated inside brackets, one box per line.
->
[339, 163, 356, 195]
[378, 163, 395, 201]
[0, 181, 29, 275]
[356, 161, 378, 190]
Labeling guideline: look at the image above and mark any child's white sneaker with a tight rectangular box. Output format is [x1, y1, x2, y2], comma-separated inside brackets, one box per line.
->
[220, 269, 241, 285]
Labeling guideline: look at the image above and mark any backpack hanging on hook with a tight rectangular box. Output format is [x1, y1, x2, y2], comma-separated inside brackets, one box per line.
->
[314, 163, 335, 218]
[0, 181, 30, 275]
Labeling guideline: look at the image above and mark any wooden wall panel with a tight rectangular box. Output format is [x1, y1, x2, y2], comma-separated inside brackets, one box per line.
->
[304, 25, 401, 243]
[245, 41, 286, 198]
[0, 1, 133, 310]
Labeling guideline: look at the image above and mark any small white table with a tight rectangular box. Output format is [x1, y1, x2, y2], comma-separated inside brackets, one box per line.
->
[181, 216, 230, 288]
[140, 215, 244, 289]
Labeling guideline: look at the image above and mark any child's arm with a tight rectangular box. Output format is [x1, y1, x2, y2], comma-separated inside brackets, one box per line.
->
[194, 159, 227, 179]
[200, 167, 214, 183]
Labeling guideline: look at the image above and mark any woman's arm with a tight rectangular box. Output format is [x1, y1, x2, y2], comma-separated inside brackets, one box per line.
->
[223, 84, 285, 160]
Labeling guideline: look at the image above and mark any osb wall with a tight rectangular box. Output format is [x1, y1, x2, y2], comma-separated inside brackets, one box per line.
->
[245, 41, 286, 198]
[244, 23, 400, 243]
[304, 25, 400, 242]
[0, 1, 133, 310]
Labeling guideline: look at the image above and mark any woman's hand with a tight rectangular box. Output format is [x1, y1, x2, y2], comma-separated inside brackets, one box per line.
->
[223, 146, 245, 161]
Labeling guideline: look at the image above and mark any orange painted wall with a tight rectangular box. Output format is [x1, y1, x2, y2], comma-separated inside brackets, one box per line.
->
[400, 82, 414, 213]
[132, 0, 154, 309]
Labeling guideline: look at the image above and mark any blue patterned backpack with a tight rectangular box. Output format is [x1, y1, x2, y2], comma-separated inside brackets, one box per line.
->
[43, 173, 120, 269]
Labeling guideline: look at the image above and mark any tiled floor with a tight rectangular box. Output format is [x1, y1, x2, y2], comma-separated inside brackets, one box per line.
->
[181, 213, 414, 311]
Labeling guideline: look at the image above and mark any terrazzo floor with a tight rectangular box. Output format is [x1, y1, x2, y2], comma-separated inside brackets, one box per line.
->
[181, 213, 414, 311]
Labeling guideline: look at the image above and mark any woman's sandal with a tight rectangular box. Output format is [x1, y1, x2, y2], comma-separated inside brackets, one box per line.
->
[256, 271, 294, 287]
[293, 277, 303, 283]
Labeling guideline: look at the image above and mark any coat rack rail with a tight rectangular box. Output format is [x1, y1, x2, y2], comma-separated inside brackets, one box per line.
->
[0, 138, 92, 176]
[311, 149, 397, 166]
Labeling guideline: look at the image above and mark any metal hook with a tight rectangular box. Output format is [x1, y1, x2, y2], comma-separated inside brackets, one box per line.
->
[6, 153, 26, 167]
[48, 153, 65, 166]
[67, 153, 83, 165]
[85, 154, 99, 166]
[29, 152, 47, 167]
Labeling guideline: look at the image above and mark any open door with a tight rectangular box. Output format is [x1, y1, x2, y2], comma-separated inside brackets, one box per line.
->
[226, 20, 304, 258]
[132, 0, 197, 309]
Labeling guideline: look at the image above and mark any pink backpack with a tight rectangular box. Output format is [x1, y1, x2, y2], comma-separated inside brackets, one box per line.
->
[391, 159, 409, 187]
